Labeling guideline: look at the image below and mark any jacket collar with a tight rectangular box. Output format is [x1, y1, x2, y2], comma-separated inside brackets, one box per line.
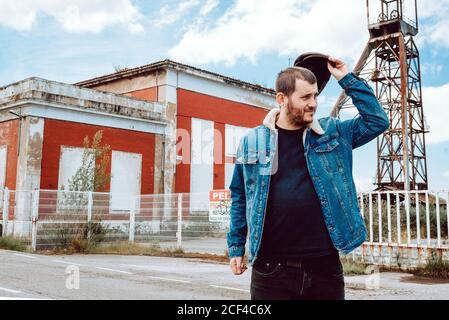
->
[262, 108, 325, 135]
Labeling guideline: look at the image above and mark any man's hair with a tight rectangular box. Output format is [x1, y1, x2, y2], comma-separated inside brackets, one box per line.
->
[275, 67, 317, 97]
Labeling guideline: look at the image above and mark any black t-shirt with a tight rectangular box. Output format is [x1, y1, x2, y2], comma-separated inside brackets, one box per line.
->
[258, 123, 337, 260]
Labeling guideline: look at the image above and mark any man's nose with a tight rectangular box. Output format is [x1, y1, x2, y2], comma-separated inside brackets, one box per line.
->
[307, 103, 317, 111]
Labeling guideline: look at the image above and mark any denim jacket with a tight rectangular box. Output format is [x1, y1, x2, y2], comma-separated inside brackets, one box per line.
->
[227, 72, 389, 264]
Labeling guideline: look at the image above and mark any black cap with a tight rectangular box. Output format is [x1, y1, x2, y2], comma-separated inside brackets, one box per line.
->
[294, 52, 332, 94]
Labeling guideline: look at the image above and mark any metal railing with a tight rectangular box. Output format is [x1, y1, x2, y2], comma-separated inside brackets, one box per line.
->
[1, 188, 448, 267]
[354, 190, 449, 267]
[0, 189, 229, 253]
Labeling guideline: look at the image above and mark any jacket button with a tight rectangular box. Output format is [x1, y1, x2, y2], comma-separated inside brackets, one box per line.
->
[258, 207, 262, 212]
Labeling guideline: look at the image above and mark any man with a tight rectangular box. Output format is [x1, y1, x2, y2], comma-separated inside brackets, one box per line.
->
[227, 55, 389, 300]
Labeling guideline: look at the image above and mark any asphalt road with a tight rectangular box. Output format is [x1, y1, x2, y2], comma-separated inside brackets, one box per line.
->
[1, 249, 448, 300]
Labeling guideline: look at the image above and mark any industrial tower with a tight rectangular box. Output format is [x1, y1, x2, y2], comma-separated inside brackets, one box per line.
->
[331, 0, 428, 191]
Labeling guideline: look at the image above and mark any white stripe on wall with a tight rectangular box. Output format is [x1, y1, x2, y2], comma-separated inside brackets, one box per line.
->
[190, 118, 214, 211]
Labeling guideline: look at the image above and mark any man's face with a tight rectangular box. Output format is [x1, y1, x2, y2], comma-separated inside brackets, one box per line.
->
[285, 79, 318, 126]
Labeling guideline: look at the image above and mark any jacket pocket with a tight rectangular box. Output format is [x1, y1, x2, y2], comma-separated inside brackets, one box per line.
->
[314, 138, 339, 152]
[313, 139, 344, 173]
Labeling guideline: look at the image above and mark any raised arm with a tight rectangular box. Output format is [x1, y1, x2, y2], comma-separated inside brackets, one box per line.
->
[328, 56, 389, 149]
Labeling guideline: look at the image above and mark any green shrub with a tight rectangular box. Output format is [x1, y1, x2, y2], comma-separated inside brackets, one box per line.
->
[0, 236, 27, 251]
[413, 250, 449, 279]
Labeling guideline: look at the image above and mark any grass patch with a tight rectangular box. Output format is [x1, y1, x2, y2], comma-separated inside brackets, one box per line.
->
[413, 251, 449, 279]
[341, 257, 369, 275]
[0, 236, 28, 252]
[38, 242, 230, 263]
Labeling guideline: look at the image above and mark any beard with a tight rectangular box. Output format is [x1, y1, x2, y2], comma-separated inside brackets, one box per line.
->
[286, 100, 313, 126]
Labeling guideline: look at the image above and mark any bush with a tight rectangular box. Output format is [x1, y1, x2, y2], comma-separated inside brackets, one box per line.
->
[340, 256, 368, 275]
[69, 238, 92, 253]
[53, 220, 109, 252]
[0, 236, 27, 251]
[413, 250, 449, 279]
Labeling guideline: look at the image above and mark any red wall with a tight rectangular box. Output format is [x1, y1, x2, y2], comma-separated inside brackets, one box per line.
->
[176, 89, 269, 192]
[175, 115, 192, 193]
[40, 119, 155, 194]
[0, 120, 19, 190]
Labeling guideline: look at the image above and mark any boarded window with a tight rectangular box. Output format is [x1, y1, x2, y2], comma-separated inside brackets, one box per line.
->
[0, 145, 6, 190]
[190, 118, 214, 212]
[58, 146, 94, 191]
[110, 151, 142, 212]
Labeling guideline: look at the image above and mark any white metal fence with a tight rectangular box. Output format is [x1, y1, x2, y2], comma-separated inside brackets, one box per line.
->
[1, 189, 229, 253]
[1, 188, 448, 267]
[354, 190, 449, 267]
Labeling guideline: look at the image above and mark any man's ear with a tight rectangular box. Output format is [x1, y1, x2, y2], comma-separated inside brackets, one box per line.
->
[276, 92, 288, 108]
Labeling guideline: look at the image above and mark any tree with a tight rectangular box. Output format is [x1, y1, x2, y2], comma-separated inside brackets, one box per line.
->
[67, 130, 111, 192]
[56, 130, 112, 249]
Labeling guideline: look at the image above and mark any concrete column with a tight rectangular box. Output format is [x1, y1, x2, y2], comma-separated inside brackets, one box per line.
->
[153, 134, 165, 195]
[162, 102, 177, 196]
[14, 116, 44, 237]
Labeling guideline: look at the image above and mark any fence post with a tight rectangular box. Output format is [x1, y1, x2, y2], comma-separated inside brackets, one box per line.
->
[425, 192, 430, 247]
[176, 193, 182, 249]
[378, 192, 382, 244]
[405, 192, 411, 245]
[2, 188, 9, 237]
[436, 192, 441, 247]
[446, 192, 449, 243]
[396, 192, 401, 245]
[31, 190, 39, 251]
[129, 197, 136, 243]
[369, 192, 373, 243]
[87, 192, 93, 241]
[415, 191, 420, 246]
[387, 192, 391, 243]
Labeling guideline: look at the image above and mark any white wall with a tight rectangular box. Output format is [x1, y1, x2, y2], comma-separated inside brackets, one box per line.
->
[190, 118, 214, 211]
[110, 151, 142, 212]
[0, 146, 6, 190]
[224, 124, 250, 189]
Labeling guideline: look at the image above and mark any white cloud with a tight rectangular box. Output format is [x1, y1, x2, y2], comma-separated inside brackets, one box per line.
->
[422, 83, 449, 144]
[417, 0, 449, 48]
[353, 174, 375, 192]
[418, 0, 449, 19]
[200, 0, 219, 16]
[128, 23, 145, 35]
[444, 171, 449, 179]
[0, 0, 143, 33]
[421, 62, 443, 76]
[154, 0, 200, 27]
[168, 0, 367, 66]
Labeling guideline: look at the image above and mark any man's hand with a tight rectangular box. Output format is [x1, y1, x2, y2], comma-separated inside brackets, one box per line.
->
[327, 56, 349, 81]
[230, 257, 247, 275]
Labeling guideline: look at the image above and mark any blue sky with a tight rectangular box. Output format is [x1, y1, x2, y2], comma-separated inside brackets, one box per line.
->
[0, 0, 448, 191]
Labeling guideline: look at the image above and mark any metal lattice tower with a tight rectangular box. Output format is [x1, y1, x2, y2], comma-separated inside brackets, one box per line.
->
[331, 0, 428, 191]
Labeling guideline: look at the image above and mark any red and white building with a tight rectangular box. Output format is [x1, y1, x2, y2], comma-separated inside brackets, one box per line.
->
[0, 59, 276, 235]
[76, 60, 276, 196]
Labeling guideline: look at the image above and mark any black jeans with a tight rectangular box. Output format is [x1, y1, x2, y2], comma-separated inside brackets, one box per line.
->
[250, 253, 345, 300]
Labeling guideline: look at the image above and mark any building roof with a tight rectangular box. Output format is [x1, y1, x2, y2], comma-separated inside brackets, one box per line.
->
[0, 77, 166, 122]
[75, 59, 276, 96]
